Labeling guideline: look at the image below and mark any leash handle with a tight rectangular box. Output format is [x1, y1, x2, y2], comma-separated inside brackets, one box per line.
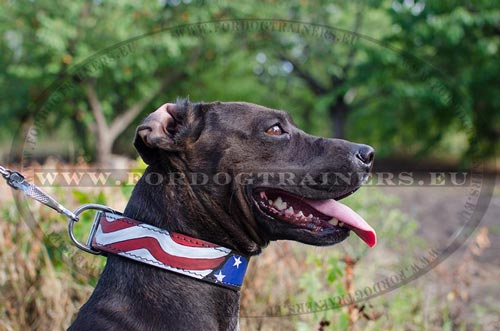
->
[1, 166, 78, 220]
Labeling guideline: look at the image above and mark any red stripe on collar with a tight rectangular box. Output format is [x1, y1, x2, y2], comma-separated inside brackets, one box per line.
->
[90, 212, 249, 291]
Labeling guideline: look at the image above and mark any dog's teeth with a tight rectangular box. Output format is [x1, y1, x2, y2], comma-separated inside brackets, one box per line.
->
[285, 207, 294, 214]
[330, 218, 339, 226]
[339, 221, 344, 227]
[275, 197, 286, 210]
[307, 214, 313, 219]
[296, 211, 304, 217]
[268, 200, 273, 205]
[274, 197, 283, 206]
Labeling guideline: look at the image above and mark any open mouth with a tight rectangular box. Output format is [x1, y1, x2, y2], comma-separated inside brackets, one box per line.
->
[253, 189, 377, 247]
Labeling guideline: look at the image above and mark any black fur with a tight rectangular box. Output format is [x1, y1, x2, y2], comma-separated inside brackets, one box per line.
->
[69, 100, 374, 331]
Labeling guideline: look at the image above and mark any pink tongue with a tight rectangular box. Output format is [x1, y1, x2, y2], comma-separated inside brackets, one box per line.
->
[305, 198, 377, 247]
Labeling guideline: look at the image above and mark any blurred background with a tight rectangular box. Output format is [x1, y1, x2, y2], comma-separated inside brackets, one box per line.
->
[0, 0, 498, 330]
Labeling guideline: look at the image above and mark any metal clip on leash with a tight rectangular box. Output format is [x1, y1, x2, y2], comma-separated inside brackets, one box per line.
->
[2, 165, 78, 219]
[1, 165, 120, 255]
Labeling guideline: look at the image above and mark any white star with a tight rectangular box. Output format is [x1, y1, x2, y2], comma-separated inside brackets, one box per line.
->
[233, 256, 242, 268]
[215, 270, 226, 282]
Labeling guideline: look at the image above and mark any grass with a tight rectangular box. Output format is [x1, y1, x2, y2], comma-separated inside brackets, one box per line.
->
[0, 162, 495, 331]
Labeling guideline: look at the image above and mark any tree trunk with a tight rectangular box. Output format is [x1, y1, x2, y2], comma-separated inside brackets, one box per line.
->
[84, 69, 190, 165]
[330, 95, 347, 139]
[84, 82, 160, 166]
[95, 131, 113, 166]
[71, 110, 91, 162]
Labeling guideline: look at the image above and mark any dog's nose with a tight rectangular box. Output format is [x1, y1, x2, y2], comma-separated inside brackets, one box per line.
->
[355, 144, 375, 168]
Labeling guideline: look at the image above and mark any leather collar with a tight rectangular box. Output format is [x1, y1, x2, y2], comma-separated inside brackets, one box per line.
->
[90, 212, 249, 291]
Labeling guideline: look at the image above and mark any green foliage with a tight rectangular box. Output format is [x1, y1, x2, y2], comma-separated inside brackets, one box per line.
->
[1, 0, 498, 163]
[294, 187, 425, 330]
[72, 189, 107, 205]
[354, 0, 500, 161]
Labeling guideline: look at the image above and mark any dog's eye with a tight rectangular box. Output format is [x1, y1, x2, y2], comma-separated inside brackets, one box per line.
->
[266, 124, 284, 136]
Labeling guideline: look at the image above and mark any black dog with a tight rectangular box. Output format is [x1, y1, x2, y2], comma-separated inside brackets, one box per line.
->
[69, 99, 375, 331]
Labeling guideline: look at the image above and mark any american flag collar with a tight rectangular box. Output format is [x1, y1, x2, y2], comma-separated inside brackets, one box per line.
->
[90, 211, 249, 291]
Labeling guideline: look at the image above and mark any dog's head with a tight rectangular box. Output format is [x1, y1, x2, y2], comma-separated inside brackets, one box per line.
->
[135, 99, 376, 252]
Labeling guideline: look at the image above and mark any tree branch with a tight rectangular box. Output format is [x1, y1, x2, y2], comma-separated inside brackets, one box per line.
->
[107, 48, 202, 141]
[107, 76, 174, 141]
[278, 54, 328, 95]
[84, 81, 108, 134]
[351, 88, 390, 109]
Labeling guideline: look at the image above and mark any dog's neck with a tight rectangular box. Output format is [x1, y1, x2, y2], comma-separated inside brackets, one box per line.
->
[91, 211, 249, 290]
[124, 165, 265, 256]
[69, 165, 259, 330]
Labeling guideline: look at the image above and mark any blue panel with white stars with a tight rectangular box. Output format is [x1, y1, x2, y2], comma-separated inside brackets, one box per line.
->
[210, 255, 248, 287]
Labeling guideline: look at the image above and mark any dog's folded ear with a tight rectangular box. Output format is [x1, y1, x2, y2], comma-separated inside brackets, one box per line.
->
[134, 103, 182, 164]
